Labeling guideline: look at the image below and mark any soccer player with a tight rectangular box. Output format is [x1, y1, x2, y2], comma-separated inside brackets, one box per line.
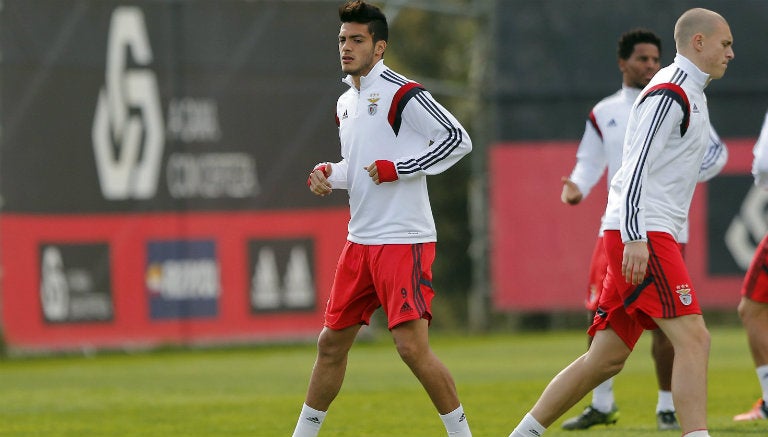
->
[733, 110, 768, 422]
[560, 29, 727, 431]
[292, 2, 473, 436]
[509, 8, 734, 437]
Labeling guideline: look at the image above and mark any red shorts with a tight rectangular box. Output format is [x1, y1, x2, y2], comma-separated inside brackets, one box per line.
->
[588, 230, 702, 349]
[324, 241, 435, 330]
[741, 233, 768, 304]
[585, 236, 608, 312]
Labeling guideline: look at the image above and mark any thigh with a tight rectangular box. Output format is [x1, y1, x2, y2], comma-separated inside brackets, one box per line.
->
[588, 270, 645, 350]
[742, 234, 768, 303]
[586, 236, 608, 311]
[324, 242, 380, 330]
[604, 231, 701, 329]
[370, 243, 436, 329]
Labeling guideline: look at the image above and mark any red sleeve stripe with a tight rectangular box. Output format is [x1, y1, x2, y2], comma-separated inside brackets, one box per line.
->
[588, 110, 603, 140]
[387, 82, 425, 135]
[639, 82, 690, 136]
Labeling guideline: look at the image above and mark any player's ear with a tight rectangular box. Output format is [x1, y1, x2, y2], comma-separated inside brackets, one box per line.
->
[375, 40, 387, 56]
[693, 33, 704, 51]
[618, 58, 627, 73]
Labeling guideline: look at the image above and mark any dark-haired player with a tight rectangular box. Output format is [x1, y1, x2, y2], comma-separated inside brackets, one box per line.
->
[293, 2, 473, 436]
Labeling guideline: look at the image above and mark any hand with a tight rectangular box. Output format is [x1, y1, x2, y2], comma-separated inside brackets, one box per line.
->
[622, 240, 649, 285]
[364, 160, 397, 185]
[364, 162, 382, 185]
[308, 164, 333, 196]
[560, 177, 583, 205]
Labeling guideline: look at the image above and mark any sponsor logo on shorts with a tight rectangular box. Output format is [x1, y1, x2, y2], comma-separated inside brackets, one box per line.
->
[400, 302, 413, 313]
[675, 284, 692, 306]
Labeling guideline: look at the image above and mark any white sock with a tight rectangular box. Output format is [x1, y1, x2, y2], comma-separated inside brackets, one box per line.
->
[656, 390, 675, 412]
[440, 404, 472, 436]
[292, 403, 326, 437]
[509, 412, 546, 437]
[682, 431, 710, 437]
[757, 364, 768, 403]
[591, 377, 615, 413]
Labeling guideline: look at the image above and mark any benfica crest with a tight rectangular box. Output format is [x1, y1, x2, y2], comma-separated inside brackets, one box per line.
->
[675, 284, 693, 306]
[367, 94, 380, 116]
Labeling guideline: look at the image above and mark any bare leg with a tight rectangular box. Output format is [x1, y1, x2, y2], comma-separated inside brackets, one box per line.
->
[391, 318, 460, 414]
[529, 328, 631, 427]
[651, 328, 674, 391]
[738, 297, 768, 367]
[654, 314, 710, 434]
[304, 325, 361, 410]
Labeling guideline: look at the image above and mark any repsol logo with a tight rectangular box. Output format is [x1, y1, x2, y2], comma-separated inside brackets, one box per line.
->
[92, 6, 164, 200]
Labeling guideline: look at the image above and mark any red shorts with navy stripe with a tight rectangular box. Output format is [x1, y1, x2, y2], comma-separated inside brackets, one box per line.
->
[588, 230, 702, 349]
[740, 233, 768, 304]
[585, 236, 608, 312]
[324, 241, 435, 330]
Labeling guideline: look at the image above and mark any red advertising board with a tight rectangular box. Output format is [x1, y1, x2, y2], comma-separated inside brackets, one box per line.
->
[0, 1, 350, 352]
[490, 139, 757, 312]
[1, 210, 348, 351]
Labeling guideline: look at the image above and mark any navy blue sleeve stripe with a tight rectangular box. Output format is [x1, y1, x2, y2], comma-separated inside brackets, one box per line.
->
[700, 133, 724, 171]
[382, 69, 408, 86]
[389, 85, 426, 135]
[396, 92, 463, 174]
[382, 69, 464, 175]
[623, 72, 688, 240]
[399, 93, 461, 170]
[624, 93, 676, 240]
[588, 110, 603, 140]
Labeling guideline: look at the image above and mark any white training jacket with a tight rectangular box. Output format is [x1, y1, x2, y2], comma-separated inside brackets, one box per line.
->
[323, 60, 472, 245]
[752, 110, 768, 188]
[603, 54, 717, 243]
[570, 83, 727, 242]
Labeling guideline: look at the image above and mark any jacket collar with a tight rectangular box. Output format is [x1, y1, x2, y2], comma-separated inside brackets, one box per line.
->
[342, 59, 386, 90]
[674, 53, 710, 89]
[621, 84, 642, 101]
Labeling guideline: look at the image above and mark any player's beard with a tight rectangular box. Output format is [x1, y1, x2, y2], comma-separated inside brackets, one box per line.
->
[342, 47, 376, 77]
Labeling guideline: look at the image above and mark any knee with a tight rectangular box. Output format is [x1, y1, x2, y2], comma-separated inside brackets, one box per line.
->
[602, 356, 626, 378]
[316, 331, 352, 362]
[585, 351, 626, 379]
[737, 298, 749, 322]
[737, 298, 761, 325]
[394, 340, 425, 367]
[689, 324, 711, 354]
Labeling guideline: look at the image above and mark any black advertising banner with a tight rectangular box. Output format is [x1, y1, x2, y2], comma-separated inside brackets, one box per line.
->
[0, 1, 353, 353]
[1, 0, 347, 213]
[707, 174, 767, 276]
[39, 243, 113, 324]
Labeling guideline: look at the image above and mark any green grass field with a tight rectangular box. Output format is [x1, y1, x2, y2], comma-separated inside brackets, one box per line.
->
[1, 326, 765, 436]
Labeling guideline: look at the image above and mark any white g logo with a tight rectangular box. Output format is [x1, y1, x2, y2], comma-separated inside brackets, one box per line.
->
[92, 6, 164, 200]
[725, 185, 768, 269]
[40, 246, 69, 322]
